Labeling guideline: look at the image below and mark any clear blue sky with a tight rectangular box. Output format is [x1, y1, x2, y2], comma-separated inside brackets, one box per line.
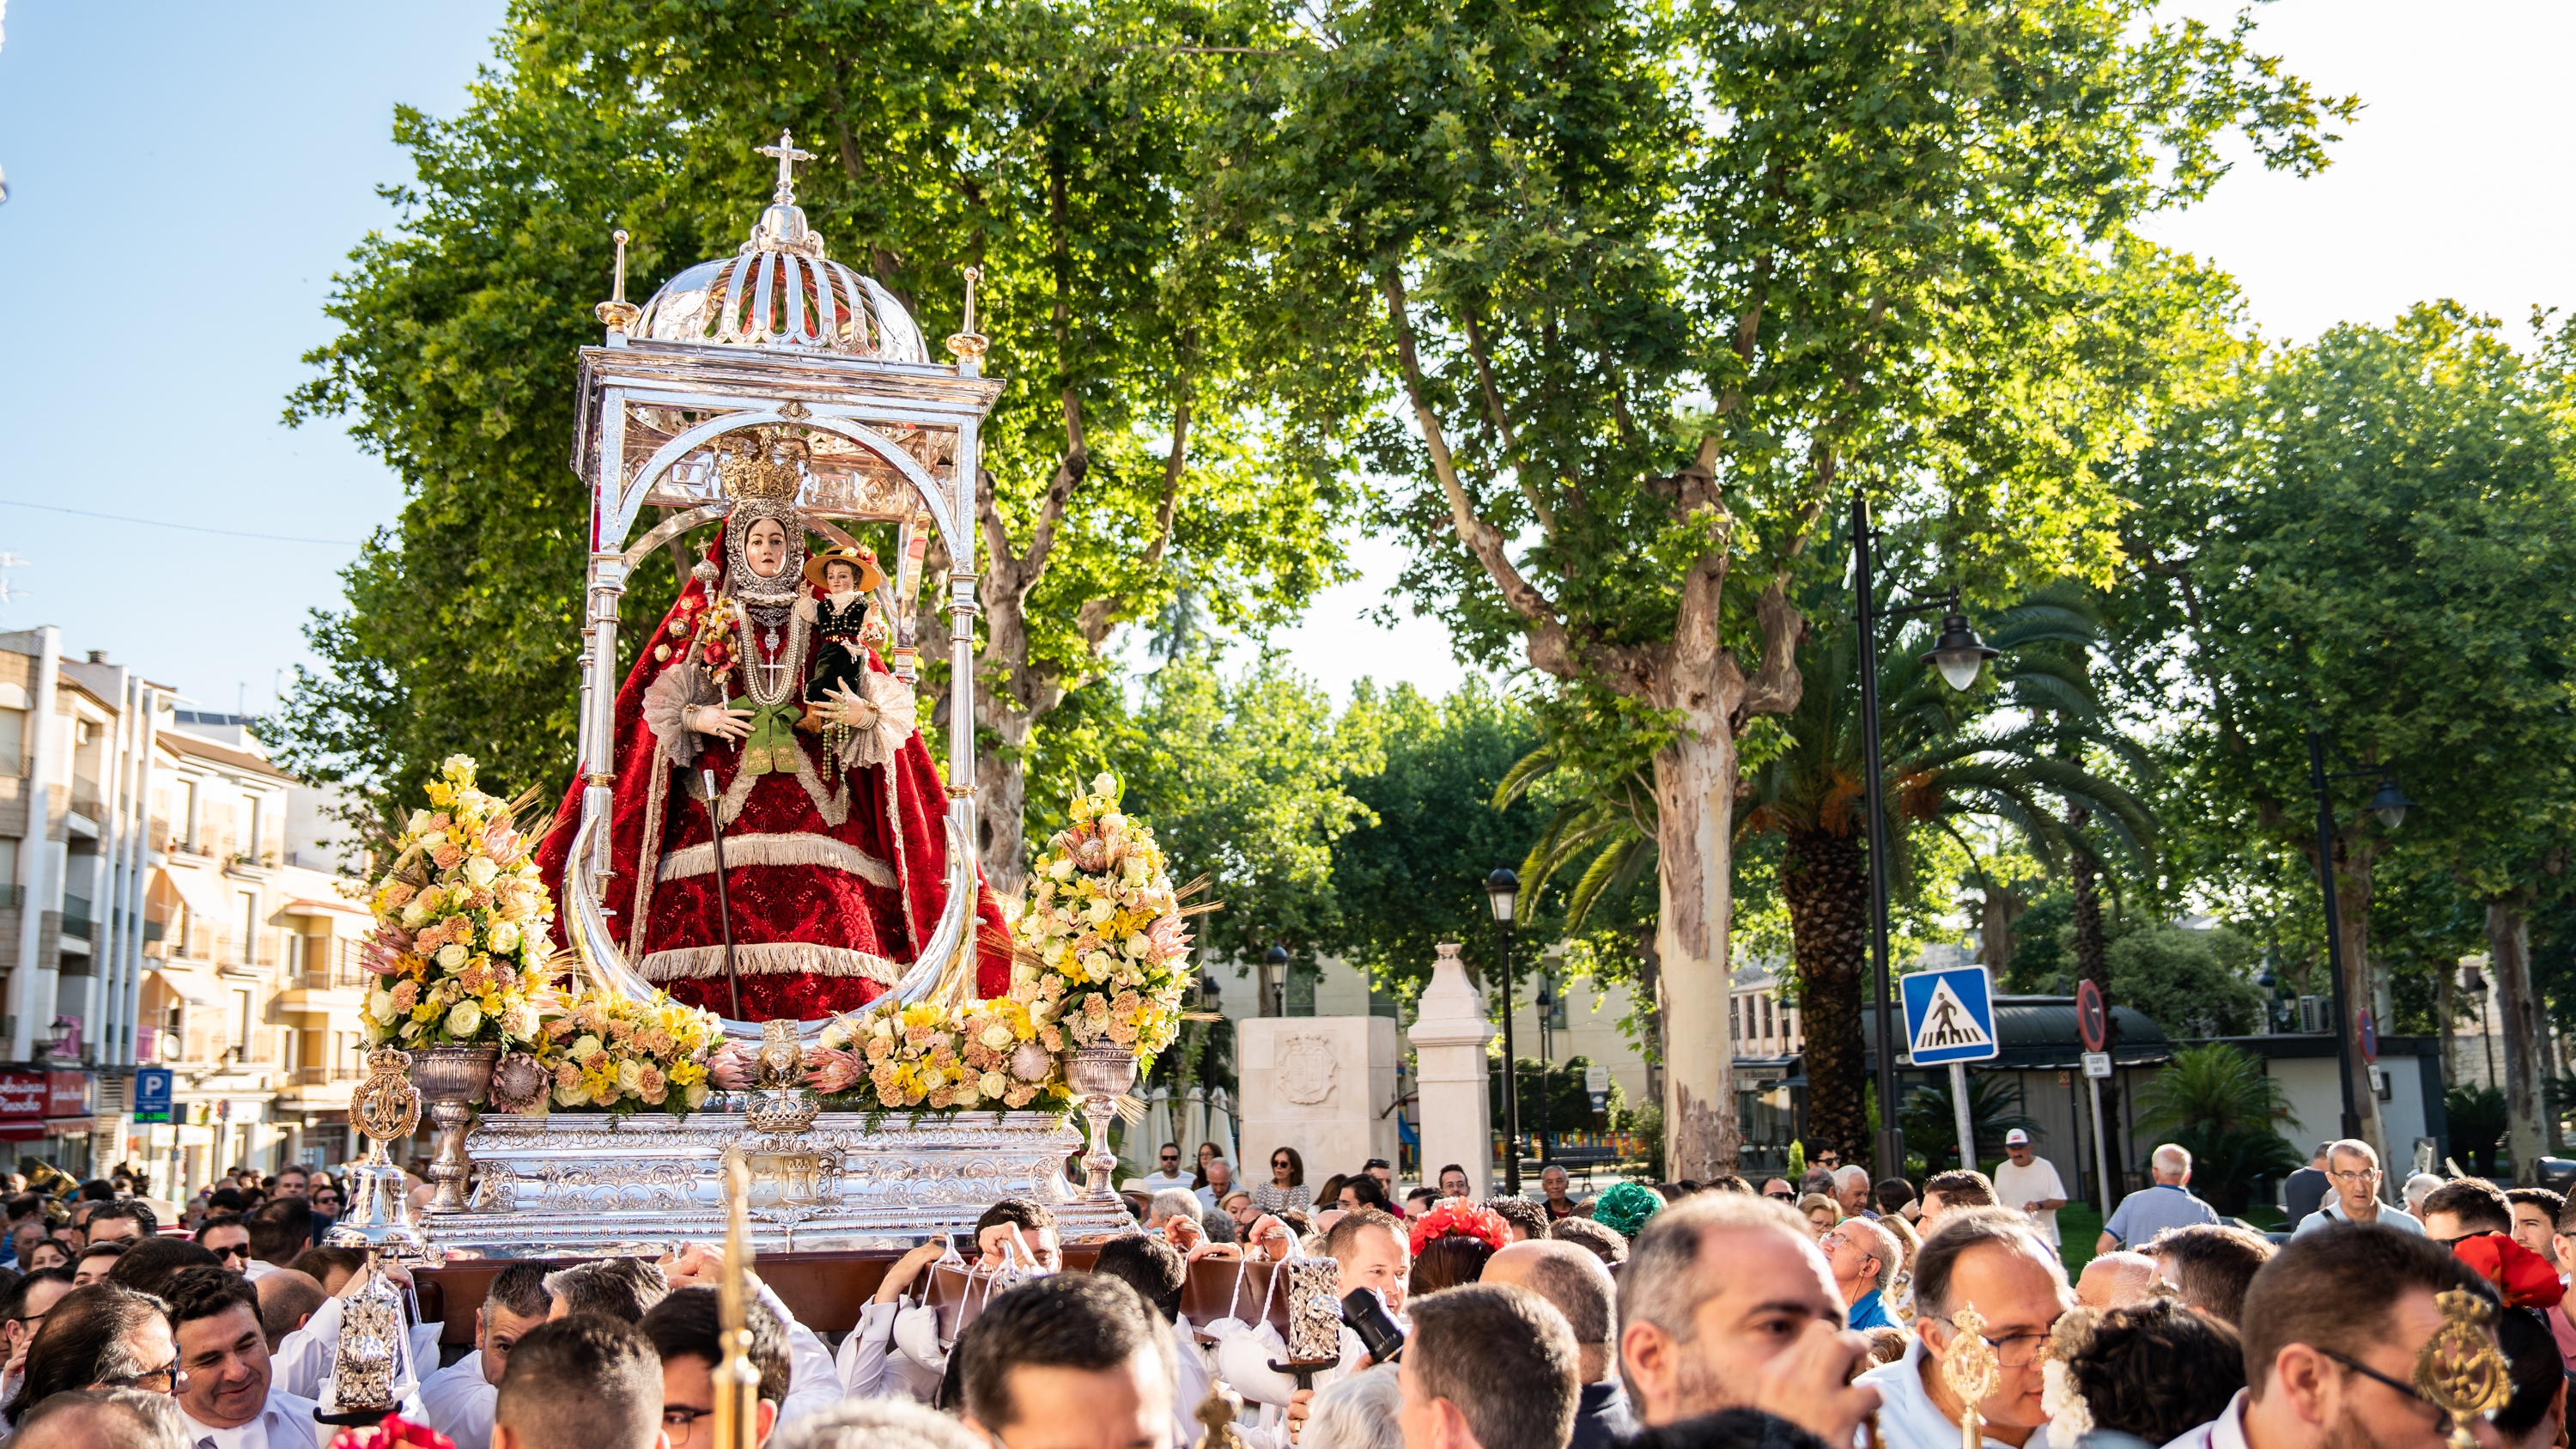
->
[0, 1, 2568, 715]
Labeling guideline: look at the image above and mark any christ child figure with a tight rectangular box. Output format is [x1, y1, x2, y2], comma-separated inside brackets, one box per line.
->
[800, 545, 887, 707]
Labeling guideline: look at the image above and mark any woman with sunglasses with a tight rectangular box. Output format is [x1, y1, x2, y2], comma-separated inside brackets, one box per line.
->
[1249, 1147, 1304, 1215]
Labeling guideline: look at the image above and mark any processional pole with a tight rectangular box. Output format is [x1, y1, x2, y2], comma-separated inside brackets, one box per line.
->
[700, 767, 743, 1019]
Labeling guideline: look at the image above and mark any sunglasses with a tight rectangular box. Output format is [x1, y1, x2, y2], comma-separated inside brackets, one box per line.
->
[1765, 1190, 1797, 1202]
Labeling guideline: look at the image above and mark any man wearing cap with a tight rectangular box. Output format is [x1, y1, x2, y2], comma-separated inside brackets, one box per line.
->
[1992, 1128, 2071, 1251]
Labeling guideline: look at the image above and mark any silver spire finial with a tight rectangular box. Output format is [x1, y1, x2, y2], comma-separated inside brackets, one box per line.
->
[756, 130, 816, 204]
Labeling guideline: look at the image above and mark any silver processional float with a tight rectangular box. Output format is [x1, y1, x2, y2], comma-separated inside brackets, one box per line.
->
[385, 134, 1133, 1256]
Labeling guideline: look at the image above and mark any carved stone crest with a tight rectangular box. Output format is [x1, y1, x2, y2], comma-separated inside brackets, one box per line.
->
[1277, 1031, 1338, 1106]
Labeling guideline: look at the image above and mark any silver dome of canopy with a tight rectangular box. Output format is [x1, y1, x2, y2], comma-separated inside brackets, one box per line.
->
[630, 131, 929, 364]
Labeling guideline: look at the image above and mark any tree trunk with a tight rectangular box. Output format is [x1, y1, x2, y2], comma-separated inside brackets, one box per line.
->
[2327, 835, 2391, 1169]
[1651, 721, 1742, 1180]
[2489, 899, 2548, 1184]
[2435, 961, 2456, 1090]
[1978, 885, 2026, 981]
[1782, 827, 1868, 1160]
[2068, 802, 2108, 999]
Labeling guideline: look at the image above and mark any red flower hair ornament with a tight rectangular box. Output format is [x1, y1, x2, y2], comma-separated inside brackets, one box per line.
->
[1409, 1198, 1510, 1256]
[2451, 1232, 2565, 1310]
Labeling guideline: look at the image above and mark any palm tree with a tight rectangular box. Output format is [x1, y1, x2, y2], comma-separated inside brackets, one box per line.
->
[2134, 1043, 2302, 1213]
[1899, 1069, 2041, 1176]
[1738, 590, 2156, 1163]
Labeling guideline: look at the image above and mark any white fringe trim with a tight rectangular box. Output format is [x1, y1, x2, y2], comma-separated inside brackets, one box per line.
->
[639, 941, 902, 983]
[656, 832, 896, 887]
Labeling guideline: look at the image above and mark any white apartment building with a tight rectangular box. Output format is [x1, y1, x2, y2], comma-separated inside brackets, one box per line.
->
[0, 627, 374, 1197]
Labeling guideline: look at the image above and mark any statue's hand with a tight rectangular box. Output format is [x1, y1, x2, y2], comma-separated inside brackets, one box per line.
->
[813, 682, 881, 731]
[689, 704, 756, 741]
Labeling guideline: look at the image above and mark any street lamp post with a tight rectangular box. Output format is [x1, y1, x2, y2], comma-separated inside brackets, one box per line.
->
[1853, 492, 1998, 1182]
[2306, 729, 2414, 1142]
[1488, 868, 1522, 1196]
[1261, 945, 1290, 1019]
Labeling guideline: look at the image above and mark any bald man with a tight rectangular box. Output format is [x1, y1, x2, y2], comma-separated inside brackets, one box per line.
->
[1487, 1239, 1633, 1449]
[2075, 1251, 2160, 1310]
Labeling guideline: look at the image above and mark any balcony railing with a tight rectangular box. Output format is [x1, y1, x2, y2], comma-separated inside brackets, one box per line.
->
[59, 898, 90, 941]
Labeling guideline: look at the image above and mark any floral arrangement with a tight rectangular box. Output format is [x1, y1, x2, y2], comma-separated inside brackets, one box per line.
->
[1408, 1199, 1510, 1255]
[508, 989, 726, 1115]
[787, 995, 1070, 1112]
[359, 757, 559, 1053]
[1012, 774, 1202, 1064]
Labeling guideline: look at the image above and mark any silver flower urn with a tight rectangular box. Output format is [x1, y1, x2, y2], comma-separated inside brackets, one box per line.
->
[411, 1044, 501, 1215]
[1061, 1039, 1136, 1200]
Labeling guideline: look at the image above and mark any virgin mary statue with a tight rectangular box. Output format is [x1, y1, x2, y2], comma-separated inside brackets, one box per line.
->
[538, 429, 1012, 1019]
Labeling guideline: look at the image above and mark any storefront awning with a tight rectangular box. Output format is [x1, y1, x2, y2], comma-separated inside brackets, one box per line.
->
[159, 864, 230, 923]
[145, 967, 213, 1008]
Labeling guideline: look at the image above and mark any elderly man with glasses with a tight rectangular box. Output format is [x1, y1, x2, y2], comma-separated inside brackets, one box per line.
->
[1858, 1209, 2073, 1449]
[2290, 1138, 2423, 1238]
[1820, 1219, 1900, 1330]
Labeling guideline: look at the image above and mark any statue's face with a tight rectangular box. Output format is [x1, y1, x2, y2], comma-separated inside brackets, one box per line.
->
[744, 517, 792, 579]
[823, 561, 860, 593]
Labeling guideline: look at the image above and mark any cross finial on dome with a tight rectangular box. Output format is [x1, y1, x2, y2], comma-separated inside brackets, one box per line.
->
[757, 130, 816, 204]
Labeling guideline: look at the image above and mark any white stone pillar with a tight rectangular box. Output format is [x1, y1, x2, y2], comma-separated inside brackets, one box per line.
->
[1408, 942, 1497, 1199]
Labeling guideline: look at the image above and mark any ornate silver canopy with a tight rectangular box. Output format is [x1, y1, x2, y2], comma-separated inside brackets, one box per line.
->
[568, 131, 999, 1044]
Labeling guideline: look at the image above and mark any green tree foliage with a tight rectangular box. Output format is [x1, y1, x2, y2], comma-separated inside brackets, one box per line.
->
[1027, 653, 1376, 966]
[2132, 1043, 2300, 1215]
[2445, 1084, 2509, 1178]
[2117, 303, 2576, 1172]
[1327, 680, 1545, 997]
[2106, 925, 2265, 1039]
[1212, 0, 2348, 1175]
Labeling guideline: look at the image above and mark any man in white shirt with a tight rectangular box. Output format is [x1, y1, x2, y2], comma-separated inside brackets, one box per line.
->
[1858, 1209, 2072, 1449]
[1140, 1143, 1192, 1193]
[1991, 1129, 2069, 1248]
[836, 1240, 951, 1403]
[2161, 1221, 2485, 1449]
[421, 1261, 552, 1449]
[168, 1268, 328, 1449]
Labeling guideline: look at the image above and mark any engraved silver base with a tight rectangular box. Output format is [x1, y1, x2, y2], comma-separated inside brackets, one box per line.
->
[424, 1108, 1133, 1256]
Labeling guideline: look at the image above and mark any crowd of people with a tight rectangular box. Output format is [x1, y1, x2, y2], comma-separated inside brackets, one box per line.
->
[0, 1135, 2556, 1449]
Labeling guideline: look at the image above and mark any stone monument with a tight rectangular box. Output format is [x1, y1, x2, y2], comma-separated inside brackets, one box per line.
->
[1406, 942, 1497, 1198]
[1237, 1014, 1400, 1191]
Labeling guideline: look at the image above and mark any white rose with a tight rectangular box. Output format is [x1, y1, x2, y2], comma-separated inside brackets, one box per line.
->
[555, 1081, 586, 1107]
[1100, 812, 1127, 834]
[1084, 898, 1115, 923]
[401, 902, 430, 928]
[570, 1034, 603, 1062]
[1049, 857, 1076, 881]
[446, 1001, 483, 1038]
[617, 1060, 644, 1092]
[1124, 933, 1149, 959]
[980, 1070, 1008, 1099]
[821, 1023, 849, 1050]
[465, 855, 500, 887]
[435, 942, 468, 970]
[368, 988, 395, 1024]
[1091, 773, 1116, 796]
[489, 921, 522, 953]
[980, 1023, 1014, 1050]
[685, 1082, 709, 1110]
[408, 810, 432, 837]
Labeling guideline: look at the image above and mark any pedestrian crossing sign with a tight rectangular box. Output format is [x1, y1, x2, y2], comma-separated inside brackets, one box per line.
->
[1901, 965, 1999, 1065]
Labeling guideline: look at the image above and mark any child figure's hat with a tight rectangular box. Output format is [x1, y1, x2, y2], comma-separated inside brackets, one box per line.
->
[804, 545, 884, 594]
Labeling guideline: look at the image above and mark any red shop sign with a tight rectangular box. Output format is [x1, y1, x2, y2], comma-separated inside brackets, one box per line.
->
[43, 1072, 88, 1118]
[0, 1073, 44, 1124]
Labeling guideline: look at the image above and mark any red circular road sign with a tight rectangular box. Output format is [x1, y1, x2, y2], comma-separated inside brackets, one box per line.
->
[2076, 979, 2108, 1053]
[2358, 1009, 2379, 1064]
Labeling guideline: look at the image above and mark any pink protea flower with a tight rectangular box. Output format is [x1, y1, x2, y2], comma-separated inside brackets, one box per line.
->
[361, 923, 414, 977]
[1147, 912, 1189, 961]
[708, 1042, 754, 1090]
[804, 1048, 861, 1095]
